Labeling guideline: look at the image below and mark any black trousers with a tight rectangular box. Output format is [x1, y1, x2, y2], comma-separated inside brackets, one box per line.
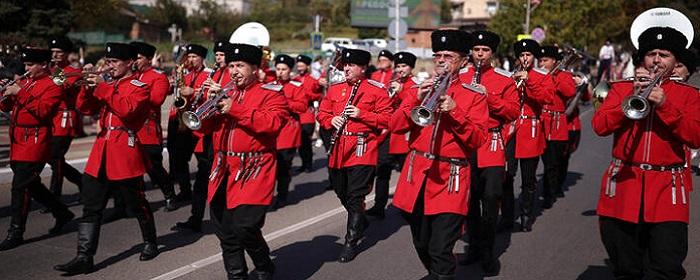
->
[467, 166, 505, 260]
[9, 161, 70, 235]
[503, 137, 540, 222]
[402, 179, 463, 277]
[79, 171, 156, 243]
[541, 140, 567, 201]
[329, 165, 375, 213]
[374, 138, 406, 210]
[143, 144, 175, 199]
[299, 123, 315, 169]
[560, 130, 581, 187]
[210, 176, 274, 278]
[275, 148, 296, 201]
[319, 127, 332, 152]
[600, 217, 687, 280]
[49, 136, 83, 197]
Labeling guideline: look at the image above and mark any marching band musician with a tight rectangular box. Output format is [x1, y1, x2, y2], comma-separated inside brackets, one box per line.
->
[458, 30, 519, 275]
[130, 41, 177, 212]
[203, 43, 288, 280]
[54, 43, 158, 275]
[592, 26, 700, 279]
[391, 30, 489, 280]
[370, 50, 394, 86]
[367, 51, 419, 220]
[212, 41, 233, 86]
[47, 37, 84, 199]
[0, 48, 74, 251]
[270, 54, 308, 209]
[501, 39, 555, 232]
[538, 45, 577, 209]
[170, 44, 213, 233]
[317, 48, 393, 263]
[293, 54, 323, 173]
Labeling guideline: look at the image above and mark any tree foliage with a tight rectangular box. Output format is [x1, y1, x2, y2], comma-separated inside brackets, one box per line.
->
[146, 0, 188, 32]
[69, 0, 132, 33]
[489, 0, 700, 57]
[0, 0, 72, 45]
[188, 0, 245, 41]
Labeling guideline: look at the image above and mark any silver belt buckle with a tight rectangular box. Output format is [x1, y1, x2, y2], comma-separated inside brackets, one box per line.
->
[425, 153, 435, 160]
[639, 163, 653, 171]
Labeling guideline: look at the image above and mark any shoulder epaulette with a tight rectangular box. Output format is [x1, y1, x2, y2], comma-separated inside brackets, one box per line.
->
[153, 68, 164, 74]
[494, 67, 513, 78]
[289, 80, 302, 87]
[533, 67, 548, 75]
[411, 76, 421, 85]
[459, 66, 470, 75]
[673, 80, 700, 90]
[130, 79, 147, 87]
[261, 83, 283, 92]
[367, 79, 385, 89]
[462, 83, 486, 95]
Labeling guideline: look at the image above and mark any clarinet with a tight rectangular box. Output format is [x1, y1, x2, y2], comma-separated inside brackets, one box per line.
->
[464, 60, 484, 94]
[326, 80, 361, 155]
[190, 64, 219, 111]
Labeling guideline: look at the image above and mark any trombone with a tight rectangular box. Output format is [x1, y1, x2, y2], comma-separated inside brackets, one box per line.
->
[621, 65, 670, 120]
[410, 64, 451, 126]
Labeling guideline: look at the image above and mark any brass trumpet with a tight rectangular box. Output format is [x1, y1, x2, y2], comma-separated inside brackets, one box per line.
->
[410, 64, 451, 127]
[181, 79, 238, 130]
[0, 71, 30, 103]
[51, 68, 111, 86]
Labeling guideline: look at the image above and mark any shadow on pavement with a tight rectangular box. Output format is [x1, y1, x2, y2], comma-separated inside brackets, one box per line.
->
[270, 235, 342, 279]
[576, 265, 614, 280]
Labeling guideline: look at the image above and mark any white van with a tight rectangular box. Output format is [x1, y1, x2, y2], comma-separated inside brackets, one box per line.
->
[321, 37, 356, 52]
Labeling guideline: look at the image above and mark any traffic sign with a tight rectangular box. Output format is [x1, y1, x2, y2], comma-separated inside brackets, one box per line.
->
[388, 19, 408, 39]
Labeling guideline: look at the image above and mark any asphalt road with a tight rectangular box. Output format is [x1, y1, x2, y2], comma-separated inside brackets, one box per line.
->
[0, 105, 698, 280]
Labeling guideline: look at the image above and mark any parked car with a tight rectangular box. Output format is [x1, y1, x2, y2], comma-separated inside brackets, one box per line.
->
[352, 40, 371, 51]
[363, 38, 388, 49]
[321, 37, 355, 52]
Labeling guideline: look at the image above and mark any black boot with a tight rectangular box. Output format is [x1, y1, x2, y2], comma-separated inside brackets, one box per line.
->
[50, 209, 75, 235]
[162, 183, 179, 212]
[0, 224, 24, 251]
[172, 217, 202, 233]
[429, 271, 456, 280]
[365, 206, 385, 220]
[223, 251, 248, 280]
[338, 211, 367, 263]
[458, 246, 481, 266]
[138, 214, 159, 261]
[54, 223, 99, 274]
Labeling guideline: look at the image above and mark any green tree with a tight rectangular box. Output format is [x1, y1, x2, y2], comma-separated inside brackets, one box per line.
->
[189, 0, 245, 41]
[440, 0, 452, 24]
[0, 0, 72, 44]
[69, 0, 132, 33]
[146, 0, 188, 31]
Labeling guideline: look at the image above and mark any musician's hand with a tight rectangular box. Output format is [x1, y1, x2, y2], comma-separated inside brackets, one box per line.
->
[417, 80, 434, 100]
[634, 67, 652, 91]
[218, 97, 233, 114]
[318, 77, 328, 87]
[3, 84, 20, 96]
[513, 71, 528, 83]
[85, 73, 103, 88]
[647, 86, 666, 106]
[331, 116, 344, 130]
[389, 81, 403, 94]
[438, 95, 456, 112]
[151, 52, 162, 68]
[181, 86, 194, 97]
[344, 105, 360, 118]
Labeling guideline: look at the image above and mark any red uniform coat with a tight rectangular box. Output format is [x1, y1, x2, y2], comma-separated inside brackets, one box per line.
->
[592, 80, 700, 224]
[317, 79, 393, 168]
[391, 78, 489, 216]
[388, 76, 419, 155]
[507, 67, 555, 158]
[293, 73, 322, 125]
[460, 65, 520, 167]
[542, 70, 576, 141]
[205, 81, 289, 209]
[1, 73, 61, 162]
[136, 67, 170, 146]
[51, 65, 82, 137]
[77, 74, 150, 180]
[273, 80, 307, 150]
[370, 68, 394, 86]
[169, 66, 213, 152]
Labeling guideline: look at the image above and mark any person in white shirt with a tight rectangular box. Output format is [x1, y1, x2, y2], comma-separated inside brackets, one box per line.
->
[597, 39, 615, 82]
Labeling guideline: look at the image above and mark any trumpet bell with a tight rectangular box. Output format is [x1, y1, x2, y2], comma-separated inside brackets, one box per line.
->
[181, 111, 202, 130]
[410, 106, 434, 127]
[592, 80, 610, 109]
[621, 95, 650, 120]
[173, 97, 187, 109]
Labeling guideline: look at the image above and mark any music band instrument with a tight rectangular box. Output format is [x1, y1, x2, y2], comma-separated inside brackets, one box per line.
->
[326, 80, 361, 155]
[463, 60, 484, 94]
[621, 65, 671, 120]
[410, 64, 451, 127]
[181, 78, 239, 130]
